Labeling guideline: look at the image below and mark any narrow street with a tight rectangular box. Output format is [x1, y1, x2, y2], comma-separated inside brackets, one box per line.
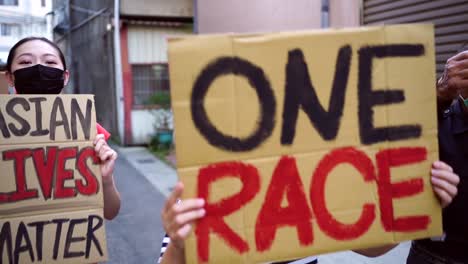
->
[104, 154, 167, 264]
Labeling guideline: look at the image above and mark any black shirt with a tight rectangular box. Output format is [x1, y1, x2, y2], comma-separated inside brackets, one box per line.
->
[416, 100, 468, 262]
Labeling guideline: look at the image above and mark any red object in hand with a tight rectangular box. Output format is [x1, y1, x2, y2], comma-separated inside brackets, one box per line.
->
[96, 123, 111, 141]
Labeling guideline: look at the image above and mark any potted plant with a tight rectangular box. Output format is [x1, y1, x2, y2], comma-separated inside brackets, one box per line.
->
[156, 113, 173, 148]
[148, 91, 171, 109]
[149, 91, 173, 149]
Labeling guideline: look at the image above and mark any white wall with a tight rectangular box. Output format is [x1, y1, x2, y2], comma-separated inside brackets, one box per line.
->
[127, 25, 192, 63]
[131, 110, 156, 145]
[329, 0, 360, 28]
[196, 0, 322, 34]
[131, 109, 174, 145]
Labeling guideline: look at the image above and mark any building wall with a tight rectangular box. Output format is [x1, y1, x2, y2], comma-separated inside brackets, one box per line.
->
[329, 0, 360, 28]
[51, 0, 195, 145]
[53, 0, 118, 138]
[127, 25, 191, 63]
[0, 0, 53, 66]
[120, 0, 192, 18]
[196, 0, 322, 33]
[125, 24, 191, 145]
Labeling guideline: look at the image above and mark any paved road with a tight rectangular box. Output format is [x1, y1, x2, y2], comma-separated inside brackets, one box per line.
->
[104, 154, 167, 264]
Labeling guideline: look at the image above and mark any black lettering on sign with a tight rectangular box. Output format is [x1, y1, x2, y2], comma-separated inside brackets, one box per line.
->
[6, 98, 31, 137]
[50, 97, 71, 140]
[28, 97, 49, 137]
[64, 218, 86, 258]
[191, 57, 276, 152]
[27, 220, 51, 261]
[85, 215, 104, 258]
[0, 109, 11, 138]
[14, 222, 34, 264]
[52, 218, 69, 260]
[0, 222, 13, 264]
[281, 45, 352, 144]
[358, 44, 424, 145]
[70, 98, 92, 140]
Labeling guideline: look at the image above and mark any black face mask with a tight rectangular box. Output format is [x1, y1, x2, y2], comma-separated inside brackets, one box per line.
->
[13, 64, 65, 94]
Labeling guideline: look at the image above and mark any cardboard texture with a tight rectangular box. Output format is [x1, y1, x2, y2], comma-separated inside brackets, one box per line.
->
[168, 24, 441, 263]
[0, 95, 107, 263]
[0, 73, 8, 94]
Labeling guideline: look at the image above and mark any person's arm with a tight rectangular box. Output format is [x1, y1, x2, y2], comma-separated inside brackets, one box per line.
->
[94, 134, 121, 220]
[160, 240, 186, 264]
[354, 160, 459, 257]
[102, 176, 120, 220]
[160, 182, 205, 264]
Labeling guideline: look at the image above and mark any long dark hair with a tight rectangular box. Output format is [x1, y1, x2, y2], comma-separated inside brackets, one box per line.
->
[6, 36, 67, 72]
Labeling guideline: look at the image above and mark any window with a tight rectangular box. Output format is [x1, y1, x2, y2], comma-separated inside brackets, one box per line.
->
[0, 0, 18, 5]
[132, 64, 170, 107]
[0, 23, 20, 36]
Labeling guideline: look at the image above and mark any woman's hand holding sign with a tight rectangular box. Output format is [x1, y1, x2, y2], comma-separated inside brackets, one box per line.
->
[161, 182, 205, 264]
[93, 134, 121, 220]
[94, 134, 117, 184]
[430, 161, 459, 208]
[356, 160, 459, 257]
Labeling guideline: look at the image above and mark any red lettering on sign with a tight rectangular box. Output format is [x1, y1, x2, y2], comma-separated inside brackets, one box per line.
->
[76, 147, 99, 195]
[255, 156, 313, 251]
[376, 147, 429, 232]
[55, 147, 78, 198]
[310, 147, 376, 240]
[1, 146, 101, 203]
[185, 146, 433, 262]
[2, 149, 38, 202]
[32, 147, 58, 200]
[196, 161, 261, 262]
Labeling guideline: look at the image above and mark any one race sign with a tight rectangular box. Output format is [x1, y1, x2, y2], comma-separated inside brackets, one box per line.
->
[168, 24, 441, 263]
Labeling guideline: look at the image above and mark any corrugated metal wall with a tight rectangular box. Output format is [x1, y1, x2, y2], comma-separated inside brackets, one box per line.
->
[363, 0, 468, 77]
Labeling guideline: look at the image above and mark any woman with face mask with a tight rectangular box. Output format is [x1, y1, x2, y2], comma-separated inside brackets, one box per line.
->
[4, 36, 121, 220]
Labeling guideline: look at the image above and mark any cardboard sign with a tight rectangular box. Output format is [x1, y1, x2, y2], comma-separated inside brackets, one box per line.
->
[168, 24, 441, 263]
[0, 95, 107, 264]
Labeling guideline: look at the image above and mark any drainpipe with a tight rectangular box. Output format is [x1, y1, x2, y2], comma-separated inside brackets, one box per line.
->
[321, 0, 330, 28]
[113, 0, 125, 144]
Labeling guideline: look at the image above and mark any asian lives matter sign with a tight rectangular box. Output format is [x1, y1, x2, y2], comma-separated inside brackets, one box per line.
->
[0, 95, 107, 264]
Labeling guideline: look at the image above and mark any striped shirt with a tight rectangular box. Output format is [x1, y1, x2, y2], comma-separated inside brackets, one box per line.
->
[158, 234, 317, 264]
